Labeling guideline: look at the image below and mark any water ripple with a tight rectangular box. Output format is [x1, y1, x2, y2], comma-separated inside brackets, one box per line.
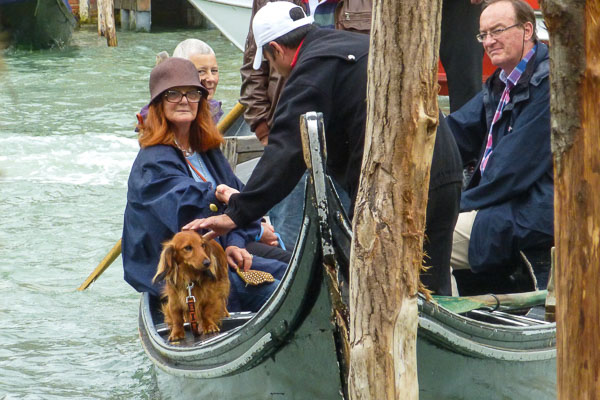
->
[0, 25, 242, 398]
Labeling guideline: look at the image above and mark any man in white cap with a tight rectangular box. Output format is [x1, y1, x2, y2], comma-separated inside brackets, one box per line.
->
[187, 1, 370, 233]
[186, 1, 464, 296]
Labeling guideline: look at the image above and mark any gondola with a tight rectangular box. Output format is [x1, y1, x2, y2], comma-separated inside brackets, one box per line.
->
[138, 112, 556, 399]
[0, 0, 76, 49]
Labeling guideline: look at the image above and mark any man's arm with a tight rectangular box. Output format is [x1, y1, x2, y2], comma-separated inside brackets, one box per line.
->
[446, 91, 488, 166]
[228, 72, 333, 228]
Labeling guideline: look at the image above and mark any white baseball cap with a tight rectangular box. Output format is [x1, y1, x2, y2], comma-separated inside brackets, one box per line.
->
[252, 1, 314, 70]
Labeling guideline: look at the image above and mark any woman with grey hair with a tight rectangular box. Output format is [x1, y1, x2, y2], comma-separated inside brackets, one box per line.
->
[173, 39, 222, 122]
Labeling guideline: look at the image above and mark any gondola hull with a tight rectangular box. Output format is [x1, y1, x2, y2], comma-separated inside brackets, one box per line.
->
[137, 112, 556, 398]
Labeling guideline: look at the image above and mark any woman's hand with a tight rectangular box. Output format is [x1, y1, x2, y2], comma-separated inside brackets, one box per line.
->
[225, 246, 253, 271]
[259, 222, 279, 247]
[215, 184, 239, 205]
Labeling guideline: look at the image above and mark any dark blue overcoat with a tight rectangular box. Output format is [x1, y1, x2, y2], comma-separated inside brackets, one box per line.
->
[446, 43, 553, 271]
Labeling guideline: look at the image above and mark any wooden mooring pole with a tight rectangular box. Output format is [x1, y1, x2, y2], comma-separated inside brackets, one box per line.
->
[541, 0, 600, 398]
[348, 0, 442, 398]
[97, 0, 118, 46]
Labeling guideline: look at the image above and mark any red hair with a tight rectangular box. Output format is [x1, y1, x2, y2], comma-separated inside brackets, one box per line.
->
[137, 98, 223, 152]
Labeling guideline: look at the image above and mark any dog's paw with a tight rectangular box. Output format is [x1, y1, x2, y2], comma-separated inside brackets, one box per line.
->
[202, 322, 221, 335]
[168, 329, 185, 342]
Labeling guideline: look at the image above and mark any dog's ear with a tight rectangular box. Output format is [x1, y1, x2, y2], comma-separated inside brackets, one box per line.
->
[207, 239, 228, 281]
[153, 242, 178, 285]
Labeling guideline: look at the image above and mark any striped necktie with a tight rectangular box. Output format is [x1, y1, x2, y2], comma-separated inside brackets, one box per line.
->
[480, 45, 537, 174]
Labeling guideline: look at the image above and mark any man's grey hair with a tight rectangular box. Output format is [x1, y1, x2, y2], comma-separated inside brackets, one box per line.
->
[172, 39, 215, 58]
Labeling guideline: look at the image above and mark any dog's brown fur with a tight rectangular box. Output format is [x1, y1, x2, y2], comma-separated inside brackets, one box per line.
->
[153, 231, 230, 341]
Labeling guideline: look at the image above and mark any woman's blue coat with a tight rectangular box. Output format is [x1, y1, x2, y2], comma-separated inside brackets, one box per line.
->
[122, 145, 260, 297]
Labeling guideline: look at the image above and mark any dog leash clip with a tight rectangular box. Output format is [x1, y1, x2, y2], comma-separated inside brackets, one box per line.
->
[186, 282, 195, 302]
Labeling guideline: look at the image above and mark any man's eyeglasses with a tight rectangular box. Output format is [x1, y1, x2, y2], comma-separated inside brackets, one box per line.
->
[164, 90, 203, 103]
[476, 23, 521, 42]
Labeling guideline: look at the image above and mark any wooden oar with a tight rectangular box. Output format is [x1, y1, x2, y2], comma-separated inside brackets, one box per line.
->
[77, 102, 247, 291]
[217, 101, 245, 132]
[78, 239, 122, 291]
[432, 290, 548, 314]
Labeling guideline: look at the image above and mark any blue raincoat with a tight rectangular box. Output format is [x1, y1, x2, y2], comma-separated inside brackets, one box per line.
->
[122, 144, 285, 307]
[446, 43, 553, 272]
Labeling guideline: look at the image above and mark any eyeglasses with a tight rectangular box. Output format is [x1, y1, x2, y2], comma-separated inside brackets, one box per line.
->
[476, 23, 522, 42]
[163, 90, 203, 103]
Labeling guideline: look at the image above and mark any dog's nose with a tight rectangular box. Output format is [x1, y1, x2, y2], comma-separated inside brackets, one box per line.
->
[203, 258, 210, 268]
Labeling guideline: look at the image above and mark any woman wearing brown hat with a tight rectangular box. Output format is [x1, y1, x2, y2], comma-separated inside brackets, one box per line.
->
[122, 57, 287, 312]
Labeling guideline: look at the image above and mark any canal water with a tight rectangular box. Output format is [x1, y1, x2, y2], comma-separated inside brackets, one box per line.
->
[0, 26, 243, 398]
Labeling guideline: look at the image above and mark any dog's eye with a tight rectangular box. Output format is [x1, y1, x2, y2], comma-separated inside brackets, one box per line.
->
[184, 245, 193, 252]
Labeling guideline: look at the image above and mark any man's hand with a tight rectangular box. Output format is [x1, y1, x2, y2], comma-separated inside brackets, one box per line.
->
[254, 121, 269, 146]
[182, 214, 237, 241]
[215, 184, 239, 205]
[260, 222, 279, 247]
[226, 246, 253, 271]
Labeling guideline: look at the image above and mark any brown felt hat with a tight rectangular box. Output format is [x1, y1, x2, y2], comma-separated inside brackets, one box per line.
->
[149, 57, 208, 103]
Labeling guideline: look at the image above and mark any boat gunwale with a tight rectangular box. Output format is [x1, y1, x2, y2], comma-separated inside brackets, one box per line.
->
[139, 182, 333, 377]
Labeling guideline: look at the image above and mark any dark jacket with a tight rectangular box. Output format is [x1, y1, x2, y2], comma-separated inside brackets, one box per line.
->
[228, 27, 463, 228]
[239, 0, 372, 135]
[446, 43, 553, 272]
[122, 145, 260, 297]
[230, 28, 370, 225]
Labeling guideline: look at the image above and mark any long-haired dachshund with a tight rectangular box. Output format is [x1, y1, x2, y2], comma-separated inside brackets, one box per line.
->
[152, 230, 230, 341]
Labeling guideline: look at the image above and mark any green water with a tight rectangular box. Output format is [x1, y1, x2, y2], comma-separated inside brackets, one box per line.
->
[0, 26, 242, 398]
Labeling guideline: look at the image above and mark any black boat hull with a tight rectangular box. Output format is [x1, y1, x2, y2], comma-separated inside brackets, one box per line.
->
[0, 0, 76, 49]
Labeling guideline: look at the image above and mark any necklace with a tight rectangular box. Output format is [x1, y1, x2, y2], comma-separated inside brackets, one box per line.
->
[174, 138, 193, 157]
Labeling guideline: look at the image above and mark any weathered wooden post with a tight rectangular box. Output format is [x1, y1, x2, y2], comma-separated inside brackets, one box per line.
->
[541, 0, 600, 398]
[97, 0, 118, 46]
[79, 0, 90, 23]
[97, 0, 105, 36]
[348, 0, 443, 398]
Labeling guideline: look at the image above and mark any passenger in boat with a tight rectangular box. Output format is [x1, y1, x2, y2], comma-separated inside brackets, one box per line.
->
[172, 39, 223, 123]
[184, 2, 464, 296]
[240, 0, 371, 146]
[239, 0, 369, 251]
[138, 39, 290, 261]
[135, 40, 289, 261]
[446, 0, 553, 289]
[122, 58, 288, 312]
